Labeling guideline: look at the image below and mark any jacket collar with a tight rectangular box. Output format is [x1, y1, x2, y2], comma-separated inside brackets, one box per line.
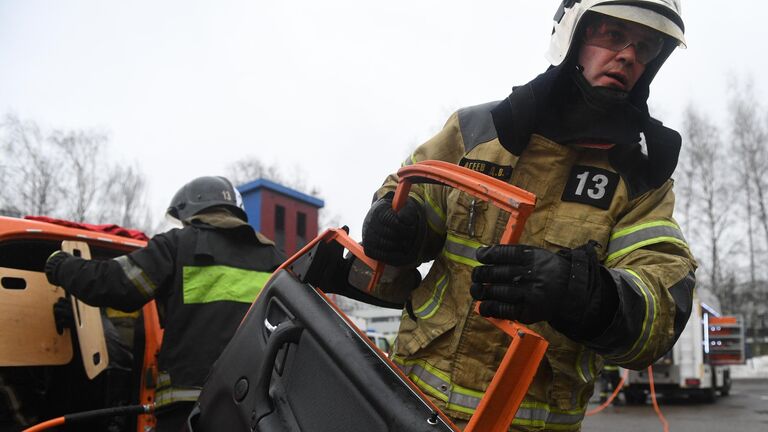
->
[490, 66, 681, 189]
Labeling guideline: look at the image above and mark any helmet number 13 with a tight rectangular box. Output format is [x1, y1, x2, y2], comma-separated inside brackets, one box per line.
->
[575, 171, 608, 199]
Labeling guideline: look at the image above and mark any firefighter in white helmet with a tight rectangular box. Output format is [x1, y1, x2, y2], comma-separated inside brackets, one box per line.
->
[329, 1, 697, 430]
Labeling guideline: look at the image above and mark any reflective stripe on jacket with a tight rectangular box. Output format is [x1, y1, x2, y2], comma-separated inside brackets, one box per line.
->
[369, 101, 697, 430]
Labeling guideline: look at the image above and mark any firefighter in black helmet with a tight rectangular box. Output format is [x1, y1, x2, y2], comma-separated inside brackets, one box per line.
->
[45, 176, 286, 431]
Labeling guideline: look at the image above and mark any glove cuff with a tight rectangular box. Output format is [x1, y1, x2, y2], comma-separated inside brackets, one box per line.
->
[551, 241, 608, 341]
[45, 251, 72, 286]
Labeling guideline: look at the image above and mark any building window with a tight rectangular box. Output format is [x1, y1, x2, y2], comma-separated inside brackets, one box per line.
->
[275, 205, 285, 251]
[297, 211, 307, 249]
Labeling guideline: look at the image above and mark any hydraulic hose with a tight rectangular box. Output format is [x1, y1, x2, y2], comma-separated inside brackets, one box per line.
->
[648, 365, 669, 432]
[587, 366, 670, 432]
[586, 368, 629, 416]
[22, 404, 153, 432]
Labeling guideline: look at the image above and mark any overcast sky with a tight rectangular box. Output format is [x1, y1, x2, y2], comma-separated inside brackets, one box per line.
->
[1, 0, 766, 239]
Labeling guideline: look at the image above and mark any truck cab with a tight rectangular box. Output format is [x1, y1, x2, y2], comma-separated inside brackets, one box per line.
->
[365, 331, 392, 356]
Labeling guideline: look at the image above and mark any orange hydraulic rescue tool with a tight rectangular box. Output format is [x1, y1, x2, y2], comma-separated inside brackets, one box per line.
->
[370, 160, 549, 432]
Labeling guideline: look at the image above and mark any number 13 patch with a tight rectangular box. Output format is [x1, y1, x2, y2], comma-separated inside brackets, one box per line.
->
[561, 165, 619, 210]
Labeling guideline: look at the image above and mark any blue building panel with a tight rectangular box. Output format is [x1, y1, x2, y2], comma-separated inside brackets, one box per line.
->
[236, 178, 324, 235]
[238, 178, 324, 208]
[240, 189, 262, 230]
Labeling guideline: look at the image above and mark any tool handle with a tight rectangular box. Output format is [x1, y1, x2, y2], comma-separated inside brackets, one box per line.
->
[369, 160, 536, 291]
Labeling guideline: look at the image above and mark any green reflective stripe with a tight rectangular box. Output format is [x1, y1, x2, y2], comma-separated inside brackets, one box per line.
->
[182, 266, 271, 304]
[393, 356, 585, 427]
[392, 356, 483, 414]
[414, 274, 449, 319]
[157, 371, 171, 388]
[154, 387, 201, 407]
[424, 191, 447, 235]
[155, 371, 201, 407]
[115, 255, 156, 298]
[606, 221, 687, 263]
[409, 194, 425, 207]
[576, 350, 596, 383]
[513, 401, 585, 429]
[609, 269, 658, 364]
[443, 234, 485, 267]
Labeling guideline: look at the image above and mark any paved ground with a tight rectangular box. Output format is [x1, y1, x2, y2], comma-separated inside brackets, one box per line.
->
[581, 378, 768, 431]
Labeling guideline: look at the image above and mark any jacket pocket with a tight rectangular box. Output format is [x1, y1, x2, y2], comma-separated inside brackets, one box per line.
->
[395, 267, 458, 357]
[445, 189, 489, 240]
[544, 214, 612, 261]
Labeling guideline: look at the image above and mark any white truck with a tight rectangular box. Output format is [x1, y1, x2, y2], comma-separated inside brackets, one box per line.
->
[624, 287, 744, 404]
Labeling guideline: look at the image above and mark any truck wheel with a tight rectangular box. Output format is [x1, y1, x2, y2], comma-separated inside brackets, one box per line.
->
[720, 370, 731, 397]
[696, 369, 717, 403]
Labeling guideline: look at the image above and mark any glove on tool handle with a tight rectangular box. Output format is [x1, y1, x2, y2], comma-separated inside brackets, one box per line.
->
[370, 159, 536, 287]
[371, 160, 547, 432]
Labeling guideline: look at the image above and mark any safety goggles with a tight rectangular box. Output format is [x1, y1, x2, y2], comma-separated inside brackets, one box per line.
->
[583, 15, 666, 65]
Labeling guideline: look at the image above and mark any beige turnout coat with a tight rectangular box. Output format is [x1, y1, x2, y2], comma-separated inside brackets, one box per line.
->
[369, 101, 697, 431]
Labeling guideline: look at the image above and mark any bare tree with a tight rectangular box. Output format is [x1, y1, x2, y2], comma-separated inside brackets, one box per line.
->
[0, 114, 63, 216]
[97, 164, 154, 233]
[729, 77, 768, 286]
[228, 156, 319, 196]
[675, 135, 697, 241]
[50, 129, 108, 222]
[227, 156, 340, 233]
[1, 113, 154, 233]
[683, 105, 734, 303]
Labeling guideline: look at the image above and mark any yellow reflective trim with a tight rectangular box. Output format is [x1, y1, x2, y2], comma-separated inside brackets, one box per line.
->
[512, 419, 581, 431]
[606, 236, 688, 263]
[445, 402, 476, 415]
[409, 374, 448, 402]
[402, 153, 418, 167]
[450, 384, 484, 399]
[413, 274, 448, 319]
[443, 251, 481, 268]
[424, 191, 446, 221]
[408, 194, 425, 206]
[610, 220, 680, 240]
[394, 358, 479, 414]
[576, 351, 588, 383]
[393, 356, 484, 398]
[512, 400, 584, 430]
[615, 269, 658, 364]
[406, 358, 451, 382]
[443, 233, 484, 267]
[395, 354, 586, 424]
[423, 190, 447, 235]
[447, 233, 484, 249]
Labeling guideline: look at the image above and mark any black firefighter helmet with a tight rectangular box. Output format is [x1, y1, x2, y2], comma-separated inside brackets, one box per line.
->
[166, 176, 247, 224]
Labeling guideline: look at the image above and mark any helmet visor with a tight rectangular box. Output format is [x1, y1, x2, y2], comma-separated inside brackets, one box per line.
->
[590, 4, 686, 48]
[583, 15, 665, 65]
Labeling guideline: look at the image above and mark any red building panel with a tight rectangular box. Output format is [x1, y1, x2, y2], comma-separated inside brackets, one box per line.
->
[259, 190, 319, 256]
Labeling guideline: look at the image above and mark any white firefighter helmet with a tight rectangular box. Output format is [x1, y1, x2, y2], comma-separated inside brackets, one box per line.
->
[546, 0, 686, 67]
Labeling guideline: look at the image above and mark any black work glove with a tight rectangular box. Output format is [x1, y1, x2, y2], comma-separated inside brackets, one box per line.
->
[53, 297, 75, 334]
[362, 195, 426, 267]
[45, 251, 74, 286]
[470, 242, 617, 341]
